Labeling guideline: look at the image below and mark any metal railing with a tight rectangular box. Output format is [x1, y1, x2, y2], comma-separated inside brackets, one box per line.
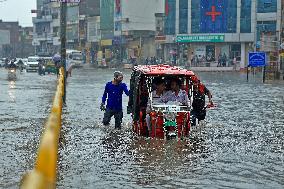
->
[20, 68, 64, 189]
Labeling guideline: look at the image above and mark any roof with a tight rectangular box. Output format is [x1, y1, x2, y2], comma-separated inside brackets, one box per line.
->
[133, 64, 195, 76]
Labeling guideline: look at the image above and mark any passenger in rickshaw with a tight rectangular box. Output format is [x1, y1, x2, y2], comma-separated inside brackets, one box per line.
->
[146, 78, 166, 133]
[160, 78, 190, 106]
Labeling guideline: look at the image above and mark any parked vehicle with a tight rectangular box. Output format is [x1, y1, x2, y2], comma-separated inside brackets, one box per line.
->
[66, 49, 83, 68]
[45, 57, 57, 74]
[26, 56, 39, 72]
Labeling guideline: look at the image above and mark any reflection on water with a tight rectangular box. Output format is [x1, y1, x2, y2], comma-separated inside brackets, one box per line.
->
[8, 80, 16, 102]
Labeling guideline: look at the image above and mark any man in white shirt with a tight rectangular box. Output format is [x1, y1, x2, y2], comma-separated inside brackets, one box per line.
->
[160, 79, 190, 106]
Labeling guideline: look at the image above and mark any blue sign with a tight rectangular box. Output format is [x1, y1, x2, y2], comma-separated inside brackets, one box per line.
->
[248, 52, 266, 67]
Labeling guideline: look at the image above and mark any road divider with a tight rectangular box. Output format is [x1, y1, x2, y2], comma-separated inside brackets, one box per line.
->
[21, 68, 64, 189]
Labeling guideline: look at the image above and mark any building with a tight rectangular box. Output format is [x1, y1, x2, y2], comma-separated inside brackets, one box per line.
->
[79, 0, 100, 48]
[162, 0, 281, 69]
[33, 0, 81, 56]
[0, 29, 10, 58]
[66, 4, 80, 49]
[33, 0, 54, 56]
[114, 0, 164, 61]
[0, 20, 20, 58]
[99, 0, 114, 63]
[79, 0, 100, 64]
[0, 21, 33, 58]
[18, 27, 34, 57]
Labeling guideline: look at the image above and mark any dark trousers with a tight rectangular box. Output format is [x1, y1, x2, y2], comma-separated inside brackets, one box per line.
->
[103, 109, 123, 129]
[191, 109, 206, 126]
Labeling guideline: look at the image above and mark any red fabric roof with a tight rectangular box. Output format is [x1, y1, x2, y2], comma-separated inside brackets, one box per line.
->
[133, 64, 195, 76]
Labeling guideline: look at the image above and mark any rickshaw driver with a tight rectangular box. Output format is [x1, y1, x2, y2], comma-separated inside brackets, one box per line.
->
[145, 79, 166, 134]
[160, 79, 190, 106]
[191, 76, 213, 126]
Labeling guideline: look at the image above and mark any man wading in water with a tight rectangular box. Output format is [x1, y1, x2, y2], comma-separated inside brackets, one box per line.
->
[101, 71, 129, 129]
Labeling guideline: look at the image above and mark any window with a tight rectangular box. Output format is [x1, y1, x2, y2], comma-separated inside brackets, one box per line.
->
[226, 0, 237, 33]
[179, 0, 188, 34]
[256, 21, 276, 41]
[165, 0, 176, 35]
[257, 0, 277, 13]
[240, 0, 252, 33]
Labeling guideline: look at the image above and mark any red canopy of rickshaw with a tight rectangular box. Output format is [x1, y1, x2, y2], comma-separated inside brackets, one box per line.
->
[133, 64, 195, 76]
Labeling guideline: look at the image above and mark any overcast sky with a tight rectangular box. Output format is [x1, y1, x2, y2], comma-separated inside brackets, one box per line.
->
[0, 0, 36, 26]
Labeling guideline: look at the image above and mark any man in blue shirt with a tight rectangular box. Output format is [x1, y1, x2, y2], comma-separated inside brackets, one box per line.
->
[101, 71, 129, 129]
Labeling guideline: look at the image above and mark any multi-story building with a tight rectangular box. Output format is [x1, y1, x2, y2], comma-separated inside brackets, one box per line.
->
[79, 0, 100, 64]
[33, 0, 81, 56]
[79, 0, 100, 48]
[114, 0, 164, 61]
[0, 28, 11, 58]
[0, 20, 20, 58]
[33, 0, 53, 56]
[18, 27, 34, 57]
[162, 0, 281, 69]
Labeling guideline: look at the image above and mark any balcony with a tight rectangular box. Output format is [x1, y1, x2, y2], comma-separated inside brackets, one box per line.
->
[33, 15, 52, 23]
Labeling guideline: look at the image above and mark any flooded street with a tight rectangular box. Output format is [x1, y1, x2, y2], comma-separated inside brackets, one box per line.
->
[58, 68, 284, 189]
[0, 67, 284, 188]
[0, 69, 56, 188]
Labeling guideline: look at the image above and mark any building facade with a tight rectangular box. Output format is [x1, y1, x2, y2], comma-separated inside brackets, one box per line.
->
[33, 1, 81, 56]
[114, 0, 164, 61]
[0, 20, 20, 58]
[162, 0, 281, 69]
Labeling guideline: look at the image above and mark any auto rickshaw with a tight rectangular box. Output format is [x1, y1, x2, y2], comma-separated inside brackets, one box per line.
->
[127, 65, 198, 140]
[45, 58, 57, 74]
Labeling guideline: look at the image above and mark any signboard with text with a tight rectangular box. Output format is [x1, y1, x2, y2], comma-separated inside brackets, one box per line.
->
[248, 52, 266, 67]
[176, 35, 225, 43]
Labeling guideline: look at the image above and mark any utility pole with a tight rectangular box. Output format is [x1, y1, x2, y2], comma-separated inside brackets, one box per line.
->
[60, 2, 67, 103]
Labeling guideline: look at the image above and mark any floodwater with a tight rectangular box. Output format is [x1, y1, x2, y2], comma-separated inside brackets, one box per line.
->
[1, 67, 284, 188]
[58, 68, 284, 189]
[0, 69, 56, 188]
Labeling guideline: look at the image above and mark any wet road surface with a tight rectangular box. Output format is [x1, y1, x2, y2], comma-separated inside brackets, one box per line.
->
[0, 69, 56, 188]
[1, 67, 284, 188]
[58, 68, 284, 189]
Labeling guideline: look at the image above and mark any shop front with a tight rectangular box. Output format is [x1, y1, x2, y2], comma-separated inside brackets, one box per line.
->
[176, 34, 242, 67]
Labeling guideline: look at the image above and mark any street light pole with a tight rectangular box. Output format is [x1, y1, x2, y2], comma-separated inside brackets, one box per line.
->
[60, 2, 67, 103]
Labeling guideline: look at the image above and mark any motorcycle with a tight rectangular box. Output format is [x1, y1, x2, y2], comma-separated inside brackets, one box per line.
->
[8, 68, 17, 80]
[38, 64, 46, 75]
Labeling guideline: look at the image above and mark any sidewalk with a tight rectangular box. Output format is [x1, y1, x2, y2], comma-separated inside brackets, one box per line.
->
[189, 66, 237, 72]
[187, 62, 240, 72]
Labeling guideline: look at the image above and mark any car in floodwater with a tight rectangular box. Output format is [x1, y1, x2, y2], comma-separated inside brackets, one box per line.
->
[26, 56, 39, 72]
[66, 49, 83, 68]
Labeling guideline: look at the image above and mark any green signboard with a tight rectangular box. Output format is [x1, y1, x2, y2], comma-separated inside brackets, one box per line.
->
[176, 35, 225, 43]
